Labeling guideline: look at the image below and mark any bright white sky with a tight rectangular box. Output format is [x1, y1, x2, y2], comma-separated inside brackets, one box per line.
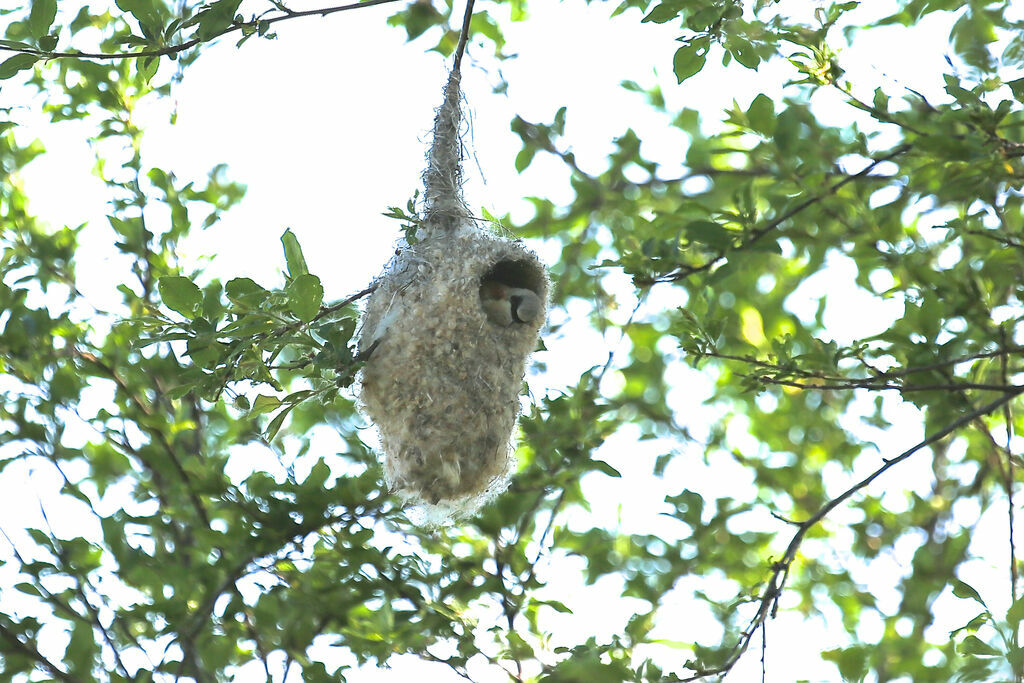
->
[3, 0, 1021, 681]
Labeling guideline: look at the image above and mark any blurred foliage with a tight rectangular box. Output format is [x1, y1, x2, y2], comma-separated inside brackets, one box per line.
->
[1, 0, 1024, 681]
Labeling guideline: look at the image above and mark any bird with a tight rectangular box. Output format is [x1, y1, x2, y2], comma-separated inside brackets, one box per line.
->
[479, 280, 541, 327]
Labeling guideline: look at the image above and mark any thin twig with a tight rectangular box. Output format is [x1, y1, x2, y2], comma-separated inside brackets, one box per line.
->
[1002, 327, 1020, 683]
[422, 649, 474, 681]
[242, 608, 273, 681]
[835, 83, 931, 138]
[964, 228, 1024, 251]
[760, 620, 767, 683]
[452, 0, 476, 72]
[518, 489, 568, 592]
[597, 290, 647, 384]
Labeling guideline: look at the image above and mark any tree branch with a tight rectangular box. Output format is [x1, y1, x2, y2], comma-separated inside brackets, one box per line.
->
[1000, 329, 1020, 676]
[753, 376, 1020, 394]
[422, 649, 474, 681]
[0, 0, 401, 62]
[0, 619, 80, 682]
[73, 348, 212, 529]
[638, 166, 898, 188]
[33, 501, 135, 681]
[681, 385, 1024, 681]
[492, 533, 526, 681]
[272, 285, 375, 338]
[699, 347, 1024, 390]
[964, 228, 1024, 251]
[175, 496, 384, 657]
[639, 144, 912, 285]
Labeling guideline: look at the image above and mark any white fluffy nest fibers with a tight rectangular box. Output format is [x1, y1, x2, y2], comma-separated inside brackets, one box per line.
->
[357, 69, 548, 519]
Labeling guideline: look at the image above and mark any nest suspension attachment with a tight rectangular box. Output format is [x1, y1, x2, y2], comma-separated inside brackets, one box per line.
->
[357, 1, 548, 521]
[421, 68, 467, 233]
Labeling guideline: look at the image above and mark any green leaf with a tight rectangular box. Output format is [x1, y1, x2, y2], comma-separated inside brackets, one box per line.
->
[14, 582, 42, 597]
[38, 35, 57, 51]
[591, 460, 622, 478]
[0, 40, 34, 50]
[729, 37, 761, 69]
[666, 489, 704, 526]
[251, 394, 282, 415]
[389, 0, 443, 41]
[684, 220, 733, 250]
[537, 599, 573, 614]
[195, 0, 242, 41]
[1003, 34, 1024, 68]
[137, 55, 159, 83]
[115, 0, 159, 29]
[158, 276, 203, 318]
[28, 0, 58, 38]
[950, 610, 991, 638]
[673, 43, 707, 83]
[942, 74, 974, 104]
[642, 3, 682, 24]
[952, 579, 986, 607]
[265, 403, 296, 441]
[281, 228, 308, 279]
[305, 459, 331, 488]
[165, 381, 198, 399]
[0, 54, 40, 80]
[509, 0, 527, 21]
[872, 87, 889, 113]
[66, 618, 97, 672]
[822, 645, 868, 681]
[225, 277, 268, 308]
[286, 273, 324, 322]
[515, 147, 536, 173]
[1008, 598, 1024, 627]
[553, 106, 567, 135]
[747, 238, 782, 254]
[949, 8, 996, 72]
[959, 635, 999, 657]
[1008, 77, 1024, 103]
[747, 94, 775, 135]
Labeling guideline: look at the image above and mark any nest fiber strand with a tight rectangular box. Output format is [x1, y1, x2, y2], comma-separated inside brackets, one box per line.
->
[358, 67, 548, 520]
[422, 69, 467, 232]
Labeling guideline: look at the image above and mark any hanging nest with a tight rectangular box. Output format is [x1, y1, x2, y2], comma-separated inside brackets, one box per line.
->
[357, 69, 548, 519]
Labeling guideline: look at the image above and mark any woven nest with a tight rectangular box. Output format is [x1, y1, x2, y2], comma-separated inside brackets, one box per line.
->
[357, 69, 547, 520]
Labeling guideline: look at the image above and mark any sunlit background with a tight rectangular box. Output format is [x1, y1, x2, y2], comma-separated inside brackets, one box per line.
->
[2, 0, 1020, 680]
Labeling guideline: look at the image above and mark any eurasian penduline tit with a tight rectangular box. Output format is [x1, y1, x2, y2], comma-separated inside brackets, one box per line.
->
[480, 281, 541, 327]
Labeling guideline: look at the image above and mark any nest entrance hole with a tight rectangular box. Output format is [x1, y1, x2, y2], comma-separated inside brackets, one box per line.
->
[479, 259, 544, 295]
